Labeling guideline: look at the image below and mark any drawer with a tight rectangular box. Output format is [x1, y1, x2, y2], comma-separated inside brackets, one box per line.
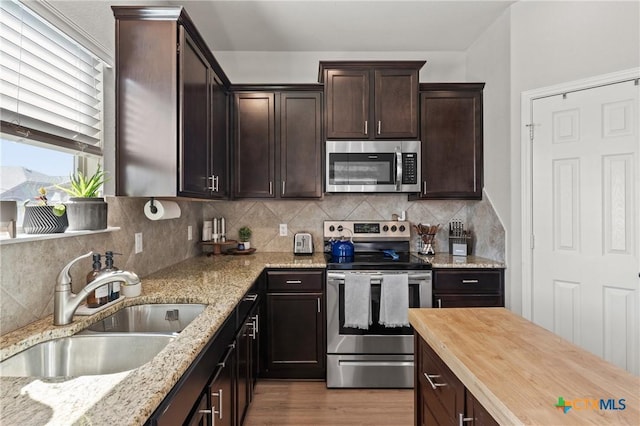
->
[267, 270, 324, 292]
[417, 337, 464, 422]
[433, 269, 502, 293]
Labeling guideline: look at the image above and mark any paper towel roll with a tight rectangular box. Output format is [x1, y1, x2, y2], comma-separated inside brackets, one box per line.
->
[144, 200, 181, 220]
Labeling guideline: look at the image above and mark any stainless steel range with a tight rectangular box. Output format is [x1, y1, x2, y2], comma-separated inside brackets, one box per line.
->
[324, 220, 432, 388]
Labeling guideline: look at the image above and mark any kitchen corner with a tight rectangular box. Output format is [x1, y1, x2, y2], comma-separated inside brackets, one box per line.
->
[0, 252, 326, 425]
[0, 251, 501, 425]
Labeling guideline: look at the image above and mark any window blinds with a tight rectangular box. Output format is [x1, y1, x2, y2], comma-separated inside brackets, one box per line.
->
[0, 0, 103, 154]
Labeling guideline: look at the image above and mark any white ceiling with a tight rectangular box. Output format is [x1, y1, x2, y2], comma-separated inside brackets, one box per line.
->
[169, 0, 514, 52]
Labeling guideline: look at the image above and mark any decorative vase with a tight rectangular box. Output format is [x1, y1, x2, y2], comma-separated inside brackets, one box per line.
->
[65, 197, 108, 230]
[242, 241, 251, 250]
[23, 205, 68, 234]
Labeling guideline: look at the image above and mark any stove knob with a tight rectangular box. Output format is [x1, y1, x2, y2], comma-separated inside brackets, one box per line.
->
[329, 225, 335, 232]
[399, 225, 406, 232]
[391, 225, 397, 232]
[337, 225, 343, 232]
[382, 225, 389, 232]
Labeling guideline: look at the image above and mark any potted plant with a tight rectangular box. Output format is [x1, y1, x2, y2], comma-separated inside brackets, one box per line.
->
[238, 226, 252, 250]
[56, 165, 109, 230]
[22, 187, 68, 234]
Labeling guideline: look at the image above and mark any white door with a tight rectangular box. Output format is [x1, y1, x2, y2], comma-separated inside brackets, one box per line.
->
[531, 79, 639, 374]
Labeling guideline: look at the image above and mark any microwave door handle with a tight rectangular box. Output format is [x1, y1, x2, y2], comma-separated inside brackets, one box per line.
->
[395, 151, 402, 191]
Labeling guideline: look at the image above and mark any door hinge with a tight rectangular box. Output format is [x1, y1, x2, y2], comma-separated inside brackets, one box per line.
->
[177, 42, 181, 54]
[525, 123, 536, 141]
[531, 234, 535, 249]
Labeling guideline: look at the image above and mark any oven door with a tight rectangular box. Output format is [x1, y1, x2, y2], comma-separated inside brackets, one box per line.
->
[326, 271, 432, 355]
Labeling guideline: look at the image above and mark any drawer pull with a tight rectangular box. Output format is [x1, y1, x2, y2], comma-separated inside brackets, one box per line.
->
[243, 293, 258, 301]
[461, 279, 479, 284]
[459, 413, 474, 426]
[285, 280, 302, 284]
[423, 372, 446, 390]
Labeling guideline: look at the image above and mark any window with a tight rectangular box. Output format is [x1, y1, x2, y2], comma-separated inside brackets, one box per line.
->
[0, 0, 106, 232]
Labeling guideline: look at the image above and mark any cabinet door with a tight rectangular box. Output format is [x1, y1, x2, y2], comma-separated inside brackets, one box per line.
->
[279, 92, 323, 198]
[179, 29, 211, 198]
[325, 69, 370, 139]
[374, 69, 419, 138]
[418, 89, 483, 199]
[417, 337, 465, 425]
[235, 321, 251, 426]
[184, 392, 209, 426]
[209, 344, 234, 426]
[265, 293, 325, 379]
[209, 70, 229, 199]
[233, 93, 275, 198]
[466, 391, 499, 426]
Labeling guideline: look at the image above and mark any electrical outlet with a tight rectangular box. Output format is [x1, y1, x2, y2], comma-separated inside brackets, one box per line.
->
[279, 223, 287, 236]
[188, 225, 193, 241]
[135, 232, 143, 253]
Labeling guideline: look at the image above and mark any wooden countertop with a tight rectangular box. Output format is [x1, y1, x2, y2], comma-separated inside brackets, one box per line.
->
[409, 308, 640, 425]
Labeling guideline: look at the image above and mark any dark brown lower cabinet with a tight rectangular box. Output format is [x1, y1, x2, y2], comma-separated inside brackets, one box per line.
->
[433, 269, 504, 309]
[263, 270, 325, 379]
[415, 334, 497, 425]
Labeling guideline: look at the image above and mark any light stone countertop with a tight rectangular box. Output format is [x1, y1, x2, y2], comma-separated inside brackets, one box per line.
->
[0, 251, 504, 426]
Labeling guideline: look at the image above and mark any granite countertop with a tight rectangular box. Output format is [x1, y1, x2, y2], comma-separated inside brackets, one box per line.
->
[409, 308, 640, 425]
[0, 251, 504, 425]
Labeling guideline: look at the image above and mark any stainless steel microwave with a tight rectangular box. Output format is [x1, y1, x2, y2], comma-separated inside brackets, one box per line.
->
[325, 140, 421, 193]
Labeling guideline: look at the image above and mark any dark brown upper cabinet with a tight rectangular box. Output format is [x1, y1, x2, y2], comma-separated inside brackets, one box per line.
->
[112, 6, 230, 199]
[413, 83, 485, 200]
[319, 61, 424, 140]
[232, 86, 323, 199]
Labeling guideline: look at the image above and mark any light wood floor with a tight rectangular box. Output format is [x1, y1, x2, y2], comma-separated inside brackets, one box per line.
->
[244, 381, 414, 426]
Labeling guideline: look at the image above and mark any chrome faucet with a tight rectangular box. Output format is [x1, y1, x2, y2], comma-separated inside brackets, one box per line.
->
[54, 251, 141, 325]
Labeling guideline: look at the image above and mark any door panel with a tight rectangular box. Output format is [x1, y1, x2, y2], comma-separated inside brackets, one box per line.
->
[532, 79, 639, 374]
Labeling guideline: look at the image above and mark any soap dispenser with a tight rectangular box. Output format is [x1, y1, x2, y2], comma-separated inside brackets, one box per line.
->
[104, 251, 122, 301]
[86, 254, 108, 308]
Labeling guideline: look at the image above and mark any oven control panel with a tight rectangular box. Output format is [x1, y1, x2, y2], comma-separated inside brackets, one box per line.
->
[323, 221, 411, 240]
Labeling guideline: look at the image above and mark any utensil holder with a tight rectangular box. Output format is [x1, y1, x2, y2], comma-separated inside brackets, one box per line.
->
[420, 233, 437, 255]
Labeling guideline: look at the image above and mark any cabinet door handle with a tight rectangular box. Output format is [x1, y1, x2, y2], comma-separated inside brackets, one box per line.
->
[285, 280, 302, 284]
[462, 279, 479, 284]
[459, 413, 474, 426]
[377, 120, 381, 135]
[423, 181, 427, 195]
[269, 181, 273, 195]
[282, 181, 285, 195]
[364, 120, 368, 135]
[437, 298, 442, 308]
[214, 175, 219, 192]
[317, 297, 321, 313]
[208, 176, 215, 191]
[423, 373, 446, 390]
[211, 389, 223, 421]
[243, 294, 258, 302]
[252, 314, 259, 335]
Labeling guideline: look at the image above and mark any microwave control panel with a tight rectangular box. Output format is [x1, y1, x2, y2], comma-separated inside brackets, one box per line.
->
[402, 153, 418, 184]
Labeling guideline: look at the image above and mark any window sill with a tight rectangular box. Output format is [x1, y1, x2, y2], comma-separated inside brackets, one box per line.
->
[0, 227, 120, 246]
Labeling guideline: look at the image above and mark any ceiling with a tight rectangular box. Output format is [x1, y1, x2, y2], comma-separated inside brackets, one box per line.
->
[169, 0, 514, 52]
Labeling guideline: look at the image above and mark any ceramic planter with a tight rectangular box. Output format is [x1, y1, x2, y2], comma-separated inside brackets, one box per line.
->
[23, 205, 68, 234]
[65, 197, 108, 230]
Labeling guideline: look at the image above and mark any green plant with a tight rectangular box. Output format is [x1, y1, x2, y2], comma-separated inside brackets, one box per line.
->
[56, 165, 108, 198]
[238, 226, 252, 242]
[26, 187, 66, 216]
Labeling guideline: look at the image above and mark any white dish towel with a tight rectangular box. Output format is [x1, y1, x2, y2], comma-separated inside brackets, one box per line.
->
[343, 273, 372, 330]
[379, 273, 409, 327]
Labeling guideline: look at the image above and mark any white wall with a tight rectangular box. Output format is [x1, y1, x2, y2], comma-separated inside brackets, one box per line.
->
[213, 51, 466, 83]
[508, 0, 640, 313]
[465, 9, 512, 306]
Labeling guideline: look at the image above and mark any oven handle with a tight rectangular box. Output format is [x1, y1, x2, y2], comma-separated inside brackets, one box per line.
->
[327, 272, 432, 281]
[338, 360, 414, 367]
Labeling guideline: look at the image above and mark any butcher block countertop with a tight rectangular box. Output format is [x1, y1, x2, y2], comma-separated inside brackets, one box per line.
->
[409, 308, 640, 425]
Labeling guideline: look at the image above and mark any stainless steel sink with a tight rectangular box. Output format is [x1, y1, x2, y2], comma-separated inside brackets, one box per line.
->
[0, 333, 175, 377]
[83, 303, 206, 334]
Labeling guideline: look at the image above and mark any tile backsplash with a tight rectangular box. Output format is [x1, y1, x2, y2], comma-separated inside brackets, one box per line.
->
[1, 193, 504, 334]
[0, 197, 202, 334]
[203, 193, 505, 261]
